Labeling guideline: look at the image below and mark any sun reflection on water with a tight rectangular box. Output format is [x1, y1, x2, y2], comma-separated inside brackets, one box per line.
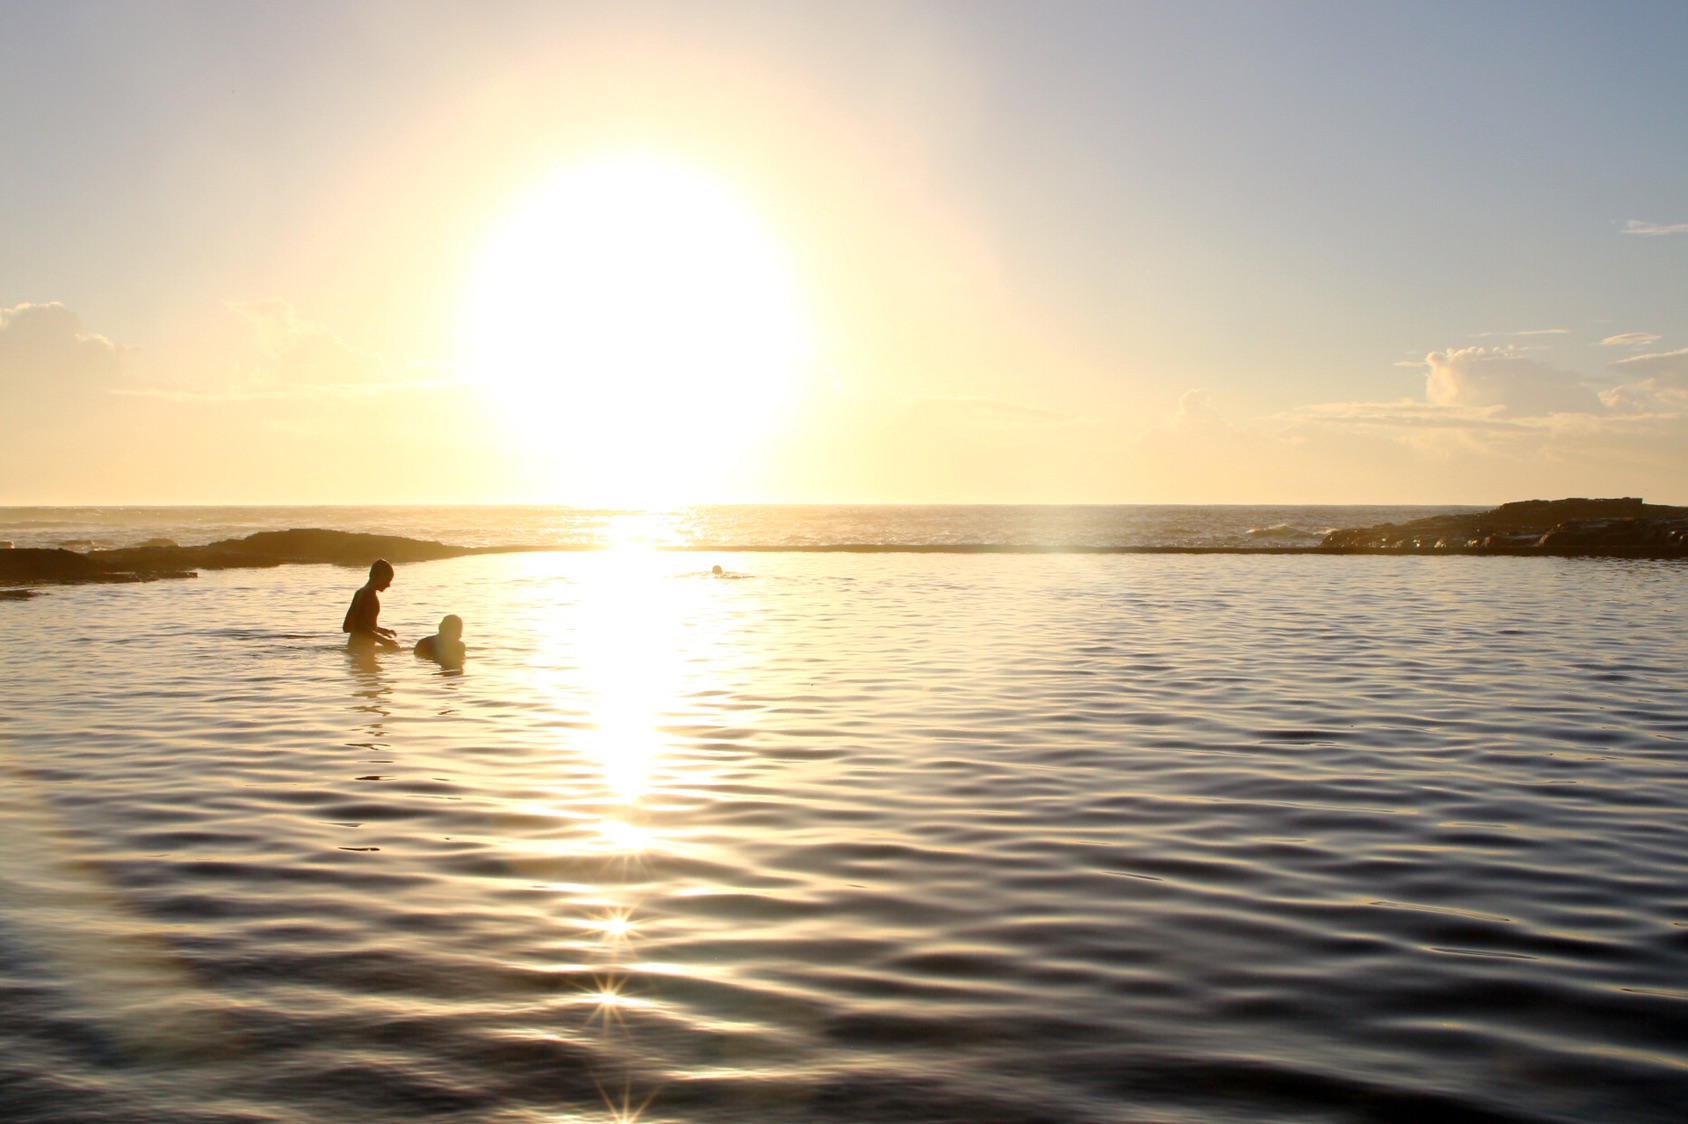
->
[576, 544, 685, 810]
[522, 524, 748, 1122]
[573, 905, 639, 946]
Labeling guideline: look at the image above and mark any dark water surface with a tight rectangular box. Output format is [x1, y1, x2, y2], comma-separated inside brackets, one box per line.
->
[2, 552, 1684, 1122]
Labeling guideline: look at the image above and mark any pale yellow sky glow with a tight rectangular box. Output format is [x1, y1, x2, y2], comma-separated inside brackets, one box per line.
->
[3, 2, 1686, 504]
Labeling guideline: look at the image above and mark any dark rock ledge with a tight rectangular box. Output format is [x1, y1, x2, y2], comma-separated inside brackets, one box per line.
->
[1318, 497, 1688, 557]
[0, 528, 544, 594]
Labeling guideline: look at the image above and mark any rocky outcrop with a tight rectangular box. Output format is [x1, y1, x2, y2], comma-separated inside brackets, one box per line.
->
[1320, 497, 1688, 557]
[90, 528, 503, 572]
[1, 528, 540, 595]
[0, 547, 197, 588]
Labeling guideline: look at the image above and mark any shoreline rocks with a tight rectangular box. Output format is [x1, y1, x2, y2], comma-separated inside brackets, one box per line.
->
[4, 504, 1684, 598]
[0, 547, 199, 591]
[0, 528, 543, 595]
[1318, 497, 1688, 557]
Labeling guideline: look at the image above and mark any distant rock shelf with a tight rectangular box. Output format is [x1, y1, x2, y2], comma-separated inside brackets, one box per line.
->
[0, 528, 546, 594]
[1318, 497, 1688, 557]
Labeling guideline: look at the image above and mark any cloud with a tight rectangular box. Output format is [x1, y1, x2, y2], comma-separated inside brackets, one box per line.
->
[1622, 219, 1688, 236]
[121, 299, 452, 401]
[1601, 347, 1688, 412]
[1600, 332, 1662, 349]
[0, 302, 122, 392]
[228, 298, 388, 388]
[1165, 388, 1224, 433]
[1277, 344, 1676, 451]
[901, 395, 1080, 429]
[1469, 328, 1566, 338]
[1283, 399, 1526, 433]
[1610, 347, 1688, 381]
[1422, 347, 1602, 416]
[1598, 381, 1688, 413]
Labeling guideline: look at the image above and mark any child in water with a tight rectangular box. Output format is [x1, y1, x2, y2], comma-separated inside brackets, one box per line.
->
[414, 614, 466, 667]
[343, 559, 399, 649]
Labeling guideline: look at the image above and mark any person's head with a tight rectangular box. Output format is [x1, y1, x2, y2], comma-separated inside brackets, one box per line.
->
[369, 559, 394, 590]
[439, 614, 463, 641]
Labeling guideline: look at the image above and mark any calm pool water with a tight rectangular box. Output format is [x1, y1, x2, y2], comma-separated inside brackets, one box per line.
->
[2, 551, 1685, 1122]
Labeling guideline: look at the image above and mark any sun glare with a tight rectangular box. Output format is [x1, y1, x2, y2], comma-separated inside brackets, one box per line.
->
[464, 155, 809, 505]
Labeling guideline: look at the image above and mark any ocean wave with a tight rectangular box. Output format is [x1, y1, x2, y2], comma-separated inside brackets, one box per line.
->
[1245, 522, 1324, 539]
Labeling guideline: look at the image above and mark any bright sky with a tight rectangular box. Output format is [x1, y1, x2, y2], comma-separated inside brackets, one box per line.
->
[3, 0, 1685, 505]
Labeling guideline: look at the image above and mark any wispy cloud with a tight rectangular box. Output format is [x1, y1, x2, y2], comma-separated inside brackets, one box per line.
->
[1469, 328, 1567, 339]
[1600, 332, 1662, 348]
[1279, 398, 1532, 435]
[1589, 348, 1688, 413]
[1622, 219, 1688, 236]
[1164, 388, 1226, 434]
[1611, 346, 1688, 376]
[227, 298, 388, 389]
[902, 395, 1081, 428]
[122, 300, 460, 401]
[114, 379, 458, 403]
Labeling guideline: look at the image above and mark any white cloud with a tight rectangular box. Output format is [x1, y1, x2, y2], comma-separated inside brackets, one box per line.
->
[1423, 347, 1602, 416]
[1469, 328, 1566, 338]
[1622, 219, 1688, 235]
[0, 302, 122, 392]
[1600, 332, 1662, 348]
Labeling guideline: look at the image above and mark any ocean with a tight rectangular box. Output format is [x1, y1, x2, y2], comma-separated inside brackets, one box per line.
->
[0, 503, 1479, 553]
[1, 506, 1684, 1123]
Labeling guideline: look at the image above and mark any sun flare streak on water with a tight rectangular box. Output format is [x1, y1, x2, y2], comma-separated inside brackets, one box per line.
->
[526, 538, 763, 1115]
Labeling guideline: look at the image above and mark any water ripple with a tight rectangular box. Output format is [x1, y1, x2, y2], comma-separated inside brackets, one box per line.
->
[1, 553, 1684, 1122]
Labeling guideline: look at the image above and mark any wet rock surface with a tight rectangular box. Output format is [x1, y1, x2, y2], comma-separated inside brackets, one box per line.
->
[1319, 497, 1688, 556]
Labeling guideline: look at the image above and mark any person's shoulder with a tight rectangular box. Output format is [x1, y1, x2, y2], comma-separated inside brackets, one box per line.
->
[414, 635, 437, 657]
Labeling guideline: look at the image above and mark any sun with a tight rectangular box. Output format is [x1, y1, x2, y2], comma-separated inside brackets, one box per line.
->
[463, 154, 809, 505]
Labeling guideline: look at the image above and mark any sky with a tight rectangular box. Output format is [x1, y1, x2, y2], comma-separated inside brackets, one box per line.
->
[3, 0, 1686, 506]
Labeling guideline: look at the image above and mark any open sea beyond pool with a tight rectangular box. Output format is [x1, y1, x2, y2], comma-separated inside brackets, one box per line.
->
[1, 507, 1685, 1123]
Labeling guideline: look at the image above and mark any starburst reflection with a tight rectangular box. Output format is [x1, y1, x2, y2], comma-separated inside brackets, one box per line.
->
[520, 526, 748, 1124]
[573, 906, 640, 951]
[575, 970, 654, 1029]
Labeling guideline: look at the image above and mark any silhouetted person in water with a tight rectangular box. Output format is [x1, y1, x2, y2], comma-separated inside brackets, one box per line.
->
[414, 614, 466, 668]
[344, 559, 399, 649]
